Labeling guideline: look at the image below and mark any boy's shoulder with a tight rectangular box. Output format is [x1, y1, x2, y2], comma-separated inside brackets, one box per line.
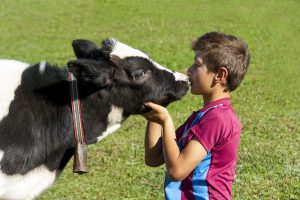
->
[199, 97, 233, 115]
[188, 99, 241, 153]
[199, 98, 240, 127]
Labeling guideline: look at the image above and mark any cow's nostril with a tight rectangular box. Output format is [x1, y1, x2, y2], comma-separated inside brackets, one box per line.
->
[180, 79, 191, 87]
[186, 80, 191, 86]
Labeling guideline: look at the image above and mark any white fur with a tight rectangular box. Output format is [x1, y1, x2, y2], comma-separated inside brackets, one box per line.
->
[97, 105, 124, 141]
[0, 59, 29, 121]
[110, 38, 150, 60]
[152, 61, 188, 82]
[110, 39, 188, 82]
[0, 161, 56, 200]
[174, 71, 189, 82]
[0, 150, 3, 165]
[97, 124, 121, 142]
[39, 61, 47, 74]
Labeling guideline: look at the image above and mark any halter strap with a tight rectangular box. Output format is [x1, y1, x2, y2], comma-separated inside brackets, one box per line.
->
[69, 72, 85, 145]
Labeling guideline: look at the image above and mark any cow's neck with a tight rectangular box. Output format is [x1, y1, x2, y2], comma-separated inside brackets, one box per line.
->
[109, 85, 143, 116]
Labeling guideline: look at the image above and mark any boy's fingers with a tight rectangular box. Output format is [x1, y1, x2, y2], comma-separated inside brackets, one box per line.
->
[144, 102, 153, 106]
[144, 102, 159, 110]
[144, 102, 153, 109]
[145, 102, 161, 108]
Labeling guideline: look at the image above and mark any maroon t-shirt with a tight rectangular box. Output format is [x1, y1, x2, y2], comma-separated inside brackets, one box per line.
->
[174, 98, 241, 200]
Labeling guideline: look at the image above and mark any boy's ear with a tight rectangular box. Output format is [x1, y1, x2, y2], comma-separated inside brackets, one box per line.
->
[72, 39, 99, 59]
[215, 67, 228, 83]
[67, 60, 112, 88]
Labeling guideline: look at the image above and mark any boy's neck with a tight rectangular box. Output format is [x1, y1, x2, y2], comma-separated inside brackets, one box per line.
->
[203, 91, 230, 106]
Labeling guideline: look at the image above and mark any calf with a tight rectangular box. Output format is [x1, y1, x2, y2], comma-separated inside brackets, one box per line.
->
[0, 38, 189, 199]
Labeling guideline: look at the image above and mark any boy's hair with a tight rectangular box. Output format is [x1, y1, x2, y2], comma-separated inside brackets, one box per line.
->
[192, 32, 250, 92]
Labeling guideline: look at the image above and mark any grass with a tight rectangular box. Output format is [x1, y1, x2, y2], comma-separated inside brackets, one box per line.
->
[0, 0, 299, 199]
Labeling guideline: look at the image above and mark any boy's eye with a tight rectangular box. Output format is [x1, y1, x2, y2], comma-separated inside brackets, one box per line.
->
[195, 62, 203, 67]
[193, 63, 199, 68]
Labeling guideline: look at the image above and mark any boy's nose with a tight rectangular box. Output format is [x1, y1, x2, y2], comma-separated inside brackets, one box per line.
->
[186, 68, 192, 76]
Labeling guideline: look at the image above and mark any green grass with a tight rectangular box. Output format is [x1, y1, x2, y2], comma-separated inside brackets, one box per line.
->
[1, 0, 299, 199]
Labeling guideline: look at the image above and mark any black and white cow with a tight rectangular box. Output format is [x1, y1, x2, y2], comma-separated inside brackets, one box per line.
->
[0, 38, 189, 199]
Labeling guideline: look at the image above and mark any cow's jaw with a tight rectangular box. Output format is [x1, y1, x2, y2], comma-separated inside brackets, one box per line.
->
[97, 105, 124, 142]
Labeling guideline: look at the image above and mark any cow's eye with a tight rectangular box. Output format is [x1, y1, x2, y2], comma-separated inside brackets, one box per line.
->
[132, 70, 145, 80]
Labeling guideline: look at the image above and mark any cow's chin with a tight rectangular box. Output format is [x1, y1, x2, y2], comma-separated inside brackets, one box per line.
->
[175, 81, 190, 99]
[139, 99, 172, 114]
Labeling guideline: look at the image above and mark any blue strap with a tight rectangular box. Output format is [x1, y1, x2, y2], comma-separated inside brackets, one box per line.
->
[182, 104, 223, 140]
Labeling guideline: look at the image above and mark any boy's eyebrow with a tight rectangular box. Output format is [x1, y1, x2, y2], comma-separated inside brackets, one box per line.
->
[194, 57, 203, 65]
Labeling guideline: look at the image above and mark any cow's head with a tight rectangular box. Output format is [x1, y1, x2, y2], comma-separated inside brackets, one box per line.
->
[68, 38, 190, 114]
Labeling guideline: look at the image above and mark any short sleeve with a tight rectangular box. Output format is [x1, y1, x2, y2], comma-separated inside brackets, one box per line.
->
[188, 111, 229, 153]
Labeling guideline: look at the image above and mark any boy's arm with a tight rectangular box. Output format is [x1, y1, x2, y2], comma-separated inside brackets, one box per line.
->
[162, 118, 207, 181]
[144, 102, 207, 181]
[144, 121, 164, 167]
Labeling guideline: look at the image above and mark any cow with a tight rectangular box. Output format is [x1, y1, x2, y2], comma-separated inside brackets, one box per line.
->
[0, 38, 190, 200]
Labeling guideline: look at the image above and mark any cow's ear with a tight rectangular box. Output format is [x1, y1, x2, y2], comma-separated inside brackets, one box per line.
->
[72, 39, 99, 59]
[67, 60, 112, 87]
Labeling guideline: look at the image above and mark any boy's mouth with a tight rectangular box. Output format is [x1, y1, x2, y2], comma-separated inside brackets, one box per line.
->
[188, 78, 192, 86]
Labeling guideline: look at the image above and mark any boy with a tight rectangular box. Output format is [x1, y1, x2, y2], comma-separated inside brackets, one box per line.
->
[143, 32, 250, 200]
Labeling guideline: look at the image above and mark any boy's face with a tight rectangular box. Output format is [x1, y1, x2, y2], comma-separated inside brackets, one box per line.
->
[187, 51, 216, 95]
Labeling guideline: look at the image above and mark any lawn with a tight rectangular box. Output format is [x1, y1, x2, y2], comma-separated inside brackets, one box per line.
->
[0, 0, 299, 199]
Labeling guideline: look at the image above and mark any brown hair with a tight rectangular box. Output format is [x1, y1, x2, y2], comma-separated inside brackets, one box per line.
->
[192, 32, 250, 92]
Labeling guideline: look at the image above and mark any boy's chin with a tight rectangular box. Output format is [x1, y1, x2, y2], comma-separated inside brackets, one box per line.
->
[190, 89, 197, 94]
[190, 89, 202, 95]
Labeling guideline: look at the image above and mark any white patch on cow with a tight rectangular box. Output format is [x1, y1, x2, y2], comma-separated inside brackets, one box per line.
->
[151, 61, 173, 73]
[97, 105, 124, 142]
[0, 164, 56, 200]
[174, 72, 189, 82]
[0, 150, 3, 164]
[109, 39, 189, 82]
[110, 38, 150, 60]
[152, 61, 189, 82]
[39, 61, 47, 74]
[97, 124, 121, 142]
[0, 59, 29, 121]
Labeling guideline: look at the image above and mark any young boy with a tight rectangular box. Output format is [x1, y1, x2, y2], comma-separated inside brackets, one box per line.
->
[143, 32, 250, 200]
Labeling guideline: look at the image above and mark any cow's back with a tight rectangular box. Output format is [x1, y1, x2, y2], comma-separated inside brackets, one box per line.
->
[0, 59, 29, 121]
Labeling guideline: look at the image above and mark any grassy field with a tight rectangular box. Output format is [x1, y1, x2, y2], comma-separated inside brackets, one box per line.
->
[1, 0, 299, 199]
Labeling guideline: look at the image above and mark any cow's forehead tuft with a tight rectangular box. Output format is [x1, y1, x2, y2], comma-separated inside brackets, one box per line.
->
[104, 37, 117, 49]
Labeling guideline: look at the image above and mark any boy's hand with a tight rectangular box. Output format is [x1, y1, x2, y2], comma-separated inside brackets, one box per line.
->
[143, 102, 171, 125]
